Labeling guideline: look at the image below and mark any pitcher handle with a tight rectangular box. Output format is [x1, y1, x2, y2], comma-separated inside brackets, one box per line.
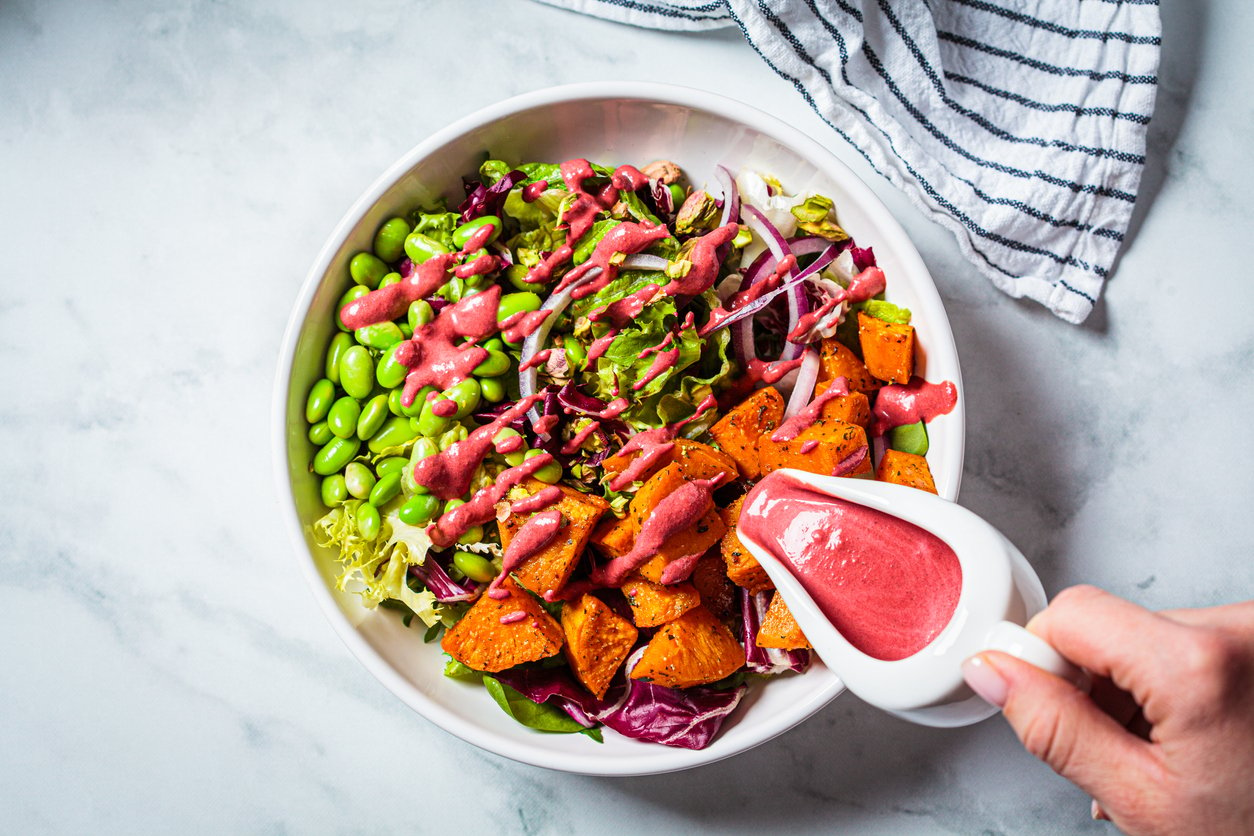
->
[984, 621, 1091, 694]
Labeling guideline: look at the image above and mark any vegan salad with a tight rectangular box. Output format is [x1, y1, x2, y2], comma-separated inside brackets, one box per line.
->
[304, 157, 957, 749]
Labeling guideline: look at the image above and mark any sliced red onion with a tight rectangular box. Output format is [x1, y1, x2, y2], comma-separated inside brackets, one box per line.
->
[783, 348, 820, 419]
[715, 165, 739, 228]
[620, 253, 669, 271]
[519, 269, 601, 427]
[741, 205, 797, 277]
[708, 243, 840, 337]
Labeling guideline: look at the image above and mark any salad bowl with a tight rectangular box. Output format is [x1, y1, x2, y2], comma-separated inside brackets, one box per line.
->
[273, 82, 964, 775]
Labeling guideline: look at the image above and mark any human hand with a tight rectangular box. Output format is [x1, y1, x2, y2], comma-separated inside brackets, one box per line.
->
[961, 585, 1254, 835]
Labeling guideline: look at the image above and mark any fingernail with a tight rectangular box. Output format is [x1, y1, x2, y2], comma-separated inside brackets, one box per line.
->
[1091, 799, 1108, 820]
[962, 654, 1009, 708]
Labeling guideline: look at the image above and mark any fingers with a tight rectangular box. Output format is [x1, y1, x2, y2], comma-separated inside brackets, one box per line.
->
[964, 650, 1159, 805]
[1159, 600, 1254, 633]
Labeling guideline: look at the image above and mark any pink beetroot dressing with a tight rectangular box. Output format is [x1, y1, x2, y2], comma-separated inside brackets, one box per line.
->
[739, 472, 962, 661]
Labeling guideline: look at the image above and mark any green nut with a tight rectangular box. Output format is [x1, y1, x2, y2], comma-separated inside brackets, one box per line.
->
[379, 272, 402, 288]
[387, 387, 405, 416]
[445, 377, 482, 420]
[376, 456, 409, 478]
[416, 395, 454, 437]
[496, 291, 543, 324]
[408, 300, 435, 331]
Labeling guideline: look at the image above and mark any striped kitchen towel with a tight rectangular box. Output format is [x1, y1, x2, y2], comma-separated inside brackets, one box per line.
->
[535, 0, 1161, 324]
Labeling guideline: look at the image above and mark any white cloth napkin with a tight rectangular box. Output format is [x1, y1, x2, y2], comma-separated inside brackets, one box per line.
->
[536, 0, 1161, 324]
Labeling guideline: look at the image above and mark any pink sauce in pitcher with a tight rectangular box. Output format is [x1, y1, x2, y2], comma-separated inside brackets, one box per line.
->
[739, 472, 962, 661]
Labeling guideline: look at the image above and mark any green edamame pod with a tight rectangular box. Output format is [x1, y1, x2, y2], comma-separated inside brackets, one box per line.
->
[356, 502, 382, 540]
[357, 394, 389, 440]
[398, 494, 440, 526]
[313, 437, 360, 476]
[379, 271, 402, 288]
[888, 420, 929, 457]
[416, 395, 454, 437]
[408, 300, 434, 331]
[373, 217, 412, 264]
[369, 472, 402, 506]
[376, 342, 409, 390]
[479, 376, 506, 403]
[453, 550, 495, 581]
[325, 332, 354, 384]
[344, 462, 376, 499]
[473, 350, 511, 378]
[355, 322, 403, 351]
[327, 396, 361, 439]
[375, 456, 408, 477]
[350, 252, 389, 288]
[335, 285, 371, 332]
[305, 378, 335, 423]
[307, 420, 333, 446]
[339, 346, 374, 399]
[404, 232, 450, 264]
[320, 474, 348, 507]
[445, 378, 482, 420]
[367, 415, 419, 454]
[524, 449, 562, 484]
[452, 215, 502, 249]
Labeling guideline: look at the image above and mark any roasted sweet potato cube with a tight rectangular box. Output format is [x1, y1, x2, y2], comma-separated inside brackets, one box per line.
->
[708, 386, 785, 479]
[630, 606, 744, 688]
[589, 513, 634, 560]
[441, 579, 563, 672]
[500, 479, 607, 596]
[758, 420, 872, 478]
[876, 448, 938, 494]
[690, 550, 736, 618]
[629, 462, 687, 531]
[621, 574, 702, 627]
[670, 438, 738, 483]
[719, 495, 774, 593]
[636, 507, 726, 583]
[757, 591, 812, 650]
[561, 592, 639, 698]
[818, 337, 882, 394]
[857, 312, 914, 384]
[808, 389, 871, 429]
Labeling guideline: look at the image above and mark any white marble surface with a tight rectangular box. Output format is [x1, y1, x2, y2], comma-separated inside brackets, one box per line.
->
[2, 1, 1250, 833]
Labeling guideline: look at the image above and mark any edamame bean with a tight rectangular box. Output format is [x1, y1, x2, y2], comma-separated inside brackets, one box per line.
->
[525, 449, 562, 484]
[339, 345, 374, 399]
[356, 394, 389, 440]
[564, 338, 587, 370]
[668, 184, 686, 207]
[313, 437, 360, 475]
[375, 456, 408, 477]
[443, 498, 465, 515]
[376, 342, 409, 389]
[473, 350, 511, 378]
[408, 300, 434, 331]
[344, 462, 376, 499]
[493, 427, 525, 466]
[479, 376, 506, 403]
[305, 378, 335, 423]
[398, 494, 440, 526]
[416, 395, 454, 437]
[308, 420, 333, 446]
[504, 263, 536, 292]
[325, 332, 354, 384]
[445, 378, 482, 420]
[367, 415, 419, 454]
[327, 396, 361, 439]
[404, 232, 450, 264]
[399, 322, 412, 339]
[437, 425, 469, 452]
[373, 217, 411, 263]
[482, 336, 505, 353]
[410, 437, 439, 463]
[335, 285, 371, 331]
[387, 387, 405, 416]
[320, 474, 348, 507]
[369, 472, 402, 506]
[355, 321, 403, 350]
[350, 252, 389, 288]
[453, 550, 495, 581]
[379, 271, 402, 288]
[888, 421, 929, 457]
[356, 502, 382, 540]
[496, 291, 543, 324]
[402, 385, 434, 418]
[452, 215, 502, 249]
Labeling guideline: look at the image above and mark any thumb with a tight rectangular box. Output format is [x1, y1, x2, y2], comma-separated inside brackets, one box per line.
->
[963, 651, 1156, 801]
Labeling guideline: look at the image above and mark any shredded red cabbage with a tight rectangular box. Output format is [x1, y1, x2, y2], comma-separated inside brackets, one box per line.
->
[739, 588, 811, 675]
[851, 245, 877, 272]
[408, 557, 478, 603]
[459, 169, 526, 222]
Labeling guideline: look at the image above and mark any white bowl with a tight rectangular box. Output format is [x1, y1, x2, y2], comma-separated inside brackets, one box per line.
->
[272, 82, 965, 776]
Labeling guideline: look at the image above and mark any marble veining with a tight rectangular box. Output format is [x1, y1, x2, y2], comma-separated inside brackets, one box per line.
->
[1, 0, 1250, 833]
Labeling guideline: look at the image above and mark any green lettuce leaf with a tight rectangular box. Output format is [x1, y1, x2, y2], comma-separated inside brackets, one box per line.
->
[857, 298, 912, 325]
[409, 207, 461, 251]
[482, 676, 602, 740]
[572, 219, 621, 265]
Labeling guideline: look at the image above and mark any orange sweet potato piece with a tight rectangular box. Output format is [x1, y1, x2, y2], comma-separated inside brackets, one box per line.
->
[690, 550, 736, 618]
[500, 479, 608, 596]
[806, 388, 872, 429]
[758, 420, 872, 478]
[561, 592, 639, 698]
[708, 386, 785, 480]
[757, 591, 812, 650]
[857, 312, 915, 384]
[441, 579, 563, 672]
[671, 438, 738, 483]
[621, 574, 702, 627]
[636, 507, 726, 583]
[589, 513, 634, 559]
[876, 448, 938, 494]
[818, 337, 882, 394]
[629, 462, 688, 529]
[630, 606, 744, 688]
[719, 495, 773, 593]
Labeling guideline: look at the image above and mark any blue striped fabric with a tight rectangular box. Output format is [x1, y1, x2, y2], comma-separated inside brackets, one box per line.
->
[535, 0, 1161, 323]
